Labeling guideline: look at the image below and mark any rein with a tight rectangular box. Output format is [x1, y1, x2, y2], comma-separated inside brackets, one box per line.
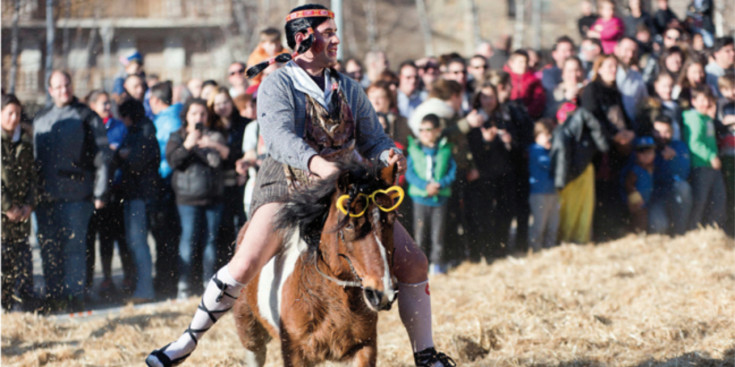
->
[313, 230, 363, 289]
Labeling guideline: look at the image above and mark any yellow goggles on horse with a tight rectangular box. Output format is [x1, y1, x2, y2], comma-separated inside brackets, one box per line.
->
[336, 186, 405, 218]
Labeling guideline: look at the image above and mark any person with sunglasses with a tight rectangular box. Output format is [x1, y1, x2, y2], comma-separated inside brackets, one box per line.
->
[226, 61, 248, 98]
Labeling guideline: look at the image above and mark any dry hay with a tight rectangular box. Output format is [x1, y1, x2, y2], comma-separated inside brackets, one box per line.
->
[2, 228, 734, 366]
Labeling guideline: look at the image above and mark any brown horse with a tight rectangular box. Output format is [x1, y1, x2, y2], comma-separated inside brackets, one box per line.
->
[232, 160, 403, 366]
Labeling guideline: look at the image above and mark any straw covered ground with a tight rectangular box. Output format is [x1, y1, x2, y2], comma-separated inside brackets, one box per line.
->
[2, 228, 734, 366]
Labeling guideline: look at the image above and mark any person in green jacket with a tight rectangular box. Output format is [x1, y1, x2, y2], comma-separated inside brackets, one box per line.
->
[1, 94, 37, 311]
[406, 114, 457, 274]
[683, 86, 726, 229]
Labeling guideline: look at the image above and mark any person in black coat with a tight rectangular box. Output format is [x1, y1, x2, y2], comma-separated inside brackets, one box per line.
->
[116, 98, 161, 302]
[550, 106, 610, 243]
[166, 98, 227, 299]
[467, 82, 516, 258]
[206, 87, 249, 270]
[581, 54, 636, 241]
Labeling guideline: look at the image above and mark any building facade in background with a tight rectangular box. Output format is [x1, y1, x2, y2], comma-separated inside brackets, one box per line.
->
[2, 0, 733, 106]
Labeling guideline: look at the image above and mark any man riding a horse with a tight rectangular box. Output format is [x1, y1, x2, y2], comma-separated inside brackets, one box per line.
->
[146, 4, 455, 367]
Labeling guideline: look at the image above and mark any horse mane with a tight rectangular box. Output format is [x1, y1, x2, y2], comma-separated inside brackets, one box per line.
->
[274, 158, 387, 251]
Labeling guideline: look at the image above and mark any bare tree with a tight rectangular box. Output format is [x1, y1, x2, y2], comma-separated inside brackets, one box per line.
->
[531, 0, 541, 50]
[45, 0, 55, 102]
[512, 0, 525, 50]
[232, 0, 261, 59]
[364, 0, 377, 51]
[344, 0, 360, 57]
[464, 0, 481, 56]
[61, 0, 70, 68]
[415, 0, 433, 56]
[9, 0, 21, 94]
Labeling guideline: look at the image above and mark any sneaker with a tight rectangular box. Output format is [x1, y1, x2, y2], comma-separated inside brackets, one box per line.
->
[414, 347, 456, 367]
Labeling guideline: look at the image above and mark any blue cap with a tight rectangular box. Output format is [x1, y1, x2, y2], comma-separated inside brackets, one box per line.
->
[634, 136, 655, 149]
[126, 51, 143, 64]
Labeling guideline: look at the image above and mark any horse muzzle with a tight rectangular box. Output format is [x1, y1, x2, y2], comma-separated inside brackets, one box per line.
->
[363, 287, 396, 311]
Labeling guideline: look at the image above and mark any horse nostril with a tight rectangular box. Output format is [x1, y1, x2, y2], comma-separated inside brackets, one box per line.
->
[364, 288, 384, 309]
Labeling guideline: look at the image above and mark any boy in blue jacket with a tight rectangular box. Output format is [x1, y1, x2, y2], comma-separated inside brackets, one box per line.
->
[528, 119, 559, 251]
[649, 115, 692, 235]
[406, 114, 457, 274]
[624, 136, 657, 233]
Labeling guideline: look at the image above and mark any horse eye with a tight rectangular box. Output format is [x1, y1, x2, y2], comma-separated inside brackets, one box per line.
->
[345, 222, 355, 230]
[373, 193, 393, 208]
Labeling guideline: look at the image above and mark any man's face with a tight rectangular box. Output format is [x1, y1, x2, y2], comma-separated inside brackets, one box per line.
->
[581, 40, 601, 62]
[468, 57, 488, 82]
[345, 60, 363, 81]
[228, 63, 247, 88]
[308, 19, 340, 68]
[553, 41, 573, 68]
[421, 63, 440, 90]
[48, 72, 73, 107]
[663, 29, 681, 49]
[399, 65, 419, 95]
[124, 76, 145, 101]
[187, 79, 203, 99]
[714, 44, 735, 69]
[444, 61, 466, 87]
[615, 39, 637, 67]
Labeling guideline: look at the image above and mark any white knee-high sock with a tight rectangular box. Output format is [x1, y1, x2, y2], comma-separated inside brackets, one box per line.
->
[162, 265, 245, 361]
[398, 280, 435, 353]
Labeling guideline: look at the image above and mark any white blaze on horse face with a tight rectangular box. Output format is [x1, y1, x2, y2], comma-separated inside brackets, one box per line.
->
[256, 230, 306, 334]
[373, 232, 396, 303]
[370, 206, 396, 303]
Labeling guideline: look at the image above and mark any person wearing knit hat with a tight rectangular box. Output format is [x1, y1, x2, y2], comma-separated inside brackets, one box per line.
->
[146, 4, 454, 367]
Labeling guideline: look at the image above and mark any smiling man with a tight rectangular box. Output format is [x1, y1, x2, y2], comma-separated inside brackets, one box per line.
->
[146, 4, 455, 367]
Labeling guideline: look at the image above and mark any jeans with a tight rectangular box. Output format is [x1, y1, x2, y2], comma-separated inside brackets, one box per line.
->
[177, 203, 223, 296]
[216, 185, 246, 270]
[125, 199, 154, 299]
[148, 178, 181, 298]
[35, 200, 94, 302]
[648, 181, 693, 235]
[689, 167, 726, 230]
[413, 201, 448, 266]
[86, 196, 133, 289]
[528, 193, 560, 251]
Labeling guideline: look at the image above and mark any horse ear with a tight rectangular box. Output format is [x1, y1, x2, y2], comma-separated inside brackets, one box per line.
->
[337, 168, 351, 192]
[380, 162, 397, 186]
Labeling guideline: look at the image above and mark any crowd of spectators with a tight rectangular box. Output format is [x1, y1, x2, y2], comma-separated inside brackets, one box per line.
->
[1, 0, 733, 313]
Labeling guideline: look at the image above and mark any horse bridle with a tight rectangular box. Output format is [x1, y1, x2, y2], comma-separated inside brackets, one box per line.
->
[314, 228, 396, 296]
